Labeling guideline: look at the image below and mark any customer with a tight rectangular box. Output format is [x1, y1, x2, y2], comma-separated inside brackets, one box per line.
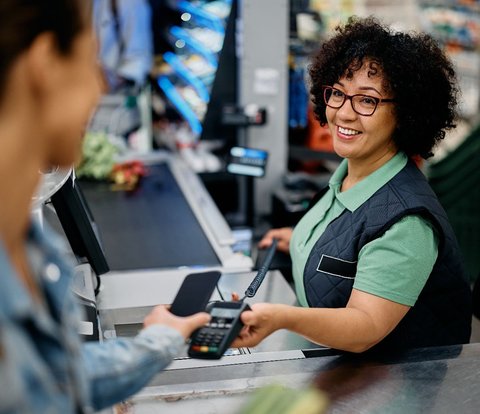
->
[0, 1, 208, 413]
[234, 17, 472, 354]
[93, 0, 153, 91]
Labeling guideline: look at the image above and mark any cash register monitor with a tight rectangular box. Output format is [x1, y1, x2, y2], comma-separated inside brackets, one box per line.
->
[50, 171, 110, 277]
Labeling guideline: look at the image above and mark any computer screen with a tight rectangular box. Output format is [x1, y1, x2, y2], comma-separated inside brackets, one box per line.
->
[50, 172, 110, 277]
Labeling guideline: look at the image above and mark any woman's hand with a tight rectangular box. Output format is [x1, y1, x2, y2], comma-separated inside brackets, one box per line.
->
[143, 305, 210, 340]
[258, 227, 293, 254]
[229, 290, 411, 353]
[230, 303, 283, 348]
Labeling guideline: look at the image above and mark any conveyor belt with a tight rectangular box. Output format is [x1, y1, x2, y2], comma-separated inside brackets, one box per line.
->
[79, 163, 220, 271]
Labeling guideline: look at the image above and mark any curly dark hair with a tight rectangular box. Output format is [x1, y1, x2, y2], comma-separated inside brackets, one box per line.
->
[309, 16, 458, 159]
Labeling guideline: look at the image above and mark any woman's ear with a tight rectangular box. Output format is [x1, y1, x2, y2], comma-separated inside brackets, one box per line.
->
[25, 32, 64, 99]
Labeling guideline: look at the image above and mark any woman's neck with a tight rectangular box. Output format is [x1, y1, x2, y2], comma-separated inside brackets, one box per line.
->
[0, 109, 47, 303]
[342, 150, 397, 191]
[0, 53, 51, 304]
[0, 108, 44, 255]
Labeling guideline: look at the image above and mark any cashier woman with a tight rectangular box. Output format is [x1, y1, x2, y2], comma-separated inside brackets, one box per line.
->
[0, 1, 209, 413]
[233, 18, 473, 354]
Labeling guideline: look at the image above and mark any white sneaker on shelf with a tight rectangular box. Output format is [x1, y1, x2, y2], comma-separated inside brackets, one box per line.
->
[179, 146, 205, 172]
[197, 148, 222, 172]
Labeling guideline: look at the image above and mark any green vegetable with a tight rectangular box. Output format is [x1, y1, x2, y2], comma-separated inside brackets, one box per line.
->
[237, 384, 328, 414]
[76, 132, 119, 180]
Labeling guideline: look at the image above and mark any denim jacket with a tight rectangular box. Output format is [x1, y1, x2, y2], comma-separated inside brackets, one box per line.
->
[0, 223, 184, 413]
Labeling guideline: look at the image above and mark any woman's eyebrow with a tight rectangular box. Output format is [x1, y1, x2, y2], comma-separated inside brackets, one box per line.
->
[357, 86, 382, 95]
[334, 82, 382, 96]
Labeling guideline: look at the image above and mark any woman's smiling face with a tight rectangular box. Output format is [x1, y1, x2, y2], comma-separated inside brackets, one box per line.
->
[326, 61, 398, 165]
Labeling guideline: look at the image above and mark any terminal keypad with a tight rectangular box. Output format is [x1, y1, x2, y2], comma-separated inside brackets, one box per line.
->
[190, 316, 233, 353]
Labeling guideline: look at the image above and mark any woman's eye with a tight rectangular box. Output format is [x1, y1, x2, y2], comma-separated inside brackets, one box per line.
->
[360, 96, 376, 106]
[332, 90, 344, 98]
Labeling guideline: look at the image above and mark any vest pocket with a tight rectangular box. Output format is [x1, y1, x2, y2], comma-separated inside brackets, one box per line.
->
[316, 254, 357, 279]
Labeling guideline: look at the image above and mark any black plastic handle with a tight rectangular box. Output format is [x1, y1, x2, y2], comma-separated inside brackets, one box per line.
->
[244, 238, 278, 298]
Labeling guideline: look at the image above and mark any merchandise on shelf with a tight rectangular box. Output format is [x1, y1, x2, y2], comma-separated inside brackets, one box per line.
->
[155, 0, 234, 137]
[419, 0, 480, 119]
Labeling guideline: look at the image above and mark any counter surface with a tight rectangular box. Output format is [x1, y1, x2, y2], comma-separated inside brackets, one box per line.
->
[117, 342, 480, 413]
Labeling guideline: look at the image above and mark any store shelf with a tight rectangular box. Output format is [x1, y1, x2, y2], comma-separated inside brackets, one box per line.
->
[418, 0, 480, 13]
[169, 26, 218, 68]
[155, 0, 237, 143]
[419, 0, 480, 119]
[163, 51, 210, 101]
[157, 76, 203, 134]
[177, 0, 226, 33]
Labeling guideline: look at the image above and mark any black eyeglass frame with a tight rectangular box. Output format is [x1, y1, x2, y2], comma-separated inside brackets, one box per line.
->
[322, 85, 395, 116]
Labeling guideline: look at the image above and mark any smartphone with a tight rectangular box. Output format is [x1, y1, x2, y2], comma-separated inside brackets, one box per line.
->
[169, 271, 221, 317]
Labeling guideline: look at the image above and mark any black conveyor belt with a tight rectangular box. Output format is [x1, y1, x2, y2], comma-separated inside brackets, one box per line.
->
[79, 163, 220, 271]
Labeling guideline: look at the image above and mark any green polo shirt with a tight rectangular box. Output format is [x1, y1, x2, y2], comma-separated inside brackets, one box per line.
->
[290, 152, 439, 308]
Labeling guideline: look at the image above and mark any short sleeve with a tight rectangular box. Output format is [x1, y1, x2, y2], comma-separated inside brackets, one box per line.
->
[353, 215, 439, 306]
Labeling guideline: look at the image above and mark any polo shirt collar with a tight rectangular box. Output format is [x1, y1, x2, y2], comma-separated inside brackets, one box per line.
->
[329, 152, 408, 212]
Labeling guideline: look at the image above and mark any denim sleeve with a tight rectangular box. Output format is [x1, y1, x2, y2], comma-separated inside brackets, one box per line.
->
[81, 325, 184, 410]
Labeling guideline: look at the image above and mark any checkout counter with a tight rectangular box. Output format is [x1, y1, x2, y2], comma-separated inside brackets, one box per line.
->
[114, 343, 480, 413]
[40, 152, 480, 413]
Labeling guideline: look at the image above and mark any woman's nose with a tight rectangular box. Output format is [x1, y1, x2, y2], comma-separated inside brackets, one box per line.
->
[336, 97, 357, 120]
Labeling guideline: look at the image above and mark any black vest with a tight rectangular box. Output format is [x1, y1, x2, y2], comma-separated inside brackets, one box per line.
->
[304, 160, 472, 352]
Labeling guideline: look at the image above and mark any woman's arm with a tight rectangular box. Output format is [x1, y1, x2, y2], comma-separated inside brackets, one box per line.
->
[82, 306, 209, 410]
[233, 215, 438, 352]
[231, 290, 410, 353]
[82, 325, 183, 410]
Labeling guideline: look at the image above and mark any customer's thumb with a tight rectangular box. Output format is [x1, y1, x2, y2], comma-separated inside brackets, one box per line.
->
[187, 312, 211, 330]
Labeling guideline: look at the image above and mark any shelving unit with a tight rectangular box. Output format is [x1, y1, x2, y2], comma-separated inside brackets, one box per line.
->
[418, 0, 480, 120]
[155, 0, 237, 141]
[151, 0, 290, 223]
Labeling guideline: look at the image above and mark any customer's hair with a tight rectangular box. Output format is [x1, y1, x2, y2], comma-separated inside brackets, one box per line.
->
[0, 0, 90, 98]
[309, 16, 458, 159]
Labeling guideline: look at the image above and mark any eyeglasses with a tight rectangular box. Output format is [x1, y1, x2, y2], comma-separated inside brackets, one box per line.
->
[322, 85, 395, 116]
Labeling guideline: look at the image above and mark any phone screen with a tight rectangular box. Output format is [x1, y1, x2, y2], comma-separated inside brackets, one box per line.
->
[169, 271, 221, 316]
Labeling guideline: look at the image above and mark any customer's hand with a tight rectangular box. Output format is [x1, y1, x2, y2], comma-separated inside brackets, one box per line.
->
[258, 227, 293, 254]
[143, 305, 210, 340]
[230, 303, 281, 348]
